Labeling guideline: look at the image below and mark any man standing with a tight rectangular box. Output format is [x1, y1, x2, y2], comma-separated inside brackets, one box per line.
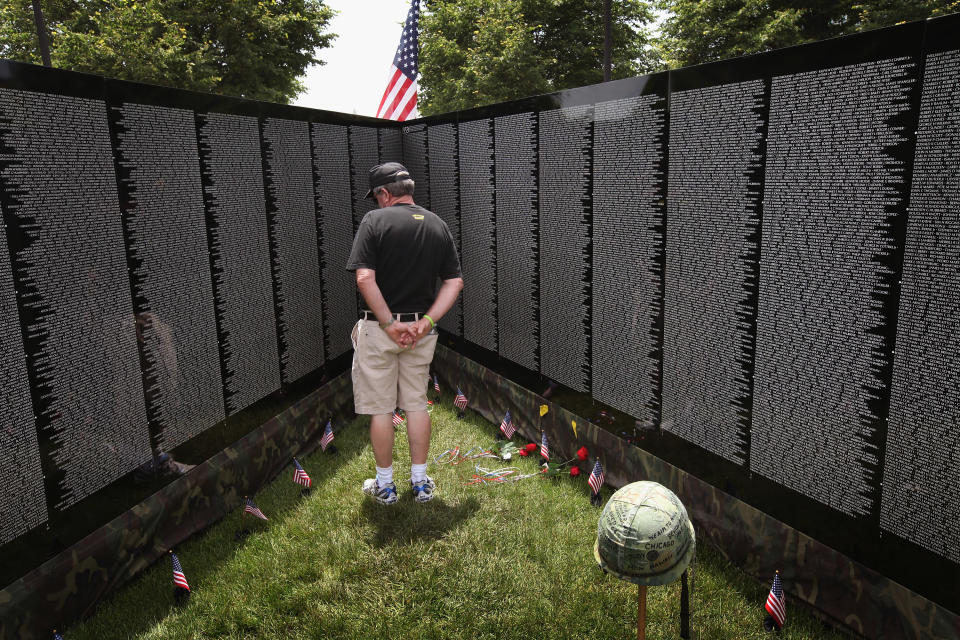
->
[347, 162, 463, 504]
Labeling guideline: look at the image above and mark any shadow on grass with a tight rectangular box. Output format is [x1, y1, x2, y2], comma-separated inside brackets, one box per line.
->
[361, 495, 481, 547]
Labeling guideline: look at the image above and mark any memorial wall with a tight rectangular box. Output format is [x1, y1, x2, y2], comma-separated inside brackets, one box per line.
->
[0, 12, 957, 619]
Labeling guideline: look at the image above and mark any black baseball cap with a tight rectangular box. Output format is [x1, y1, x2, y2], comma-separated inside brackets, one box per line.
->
[365, 162, 411, 199]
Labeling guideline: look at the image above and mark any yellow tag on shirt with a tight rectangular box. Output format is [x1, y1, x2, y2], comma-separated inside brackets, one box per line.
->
[412, 214, 424, 220]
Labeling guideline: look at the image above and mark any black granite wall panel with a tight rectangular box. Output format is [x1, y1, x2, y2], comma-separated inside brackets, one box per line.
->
[592, 95, 667, 425]
[0, 88, 151, 509]
[262, 117, 324, 383]
[881, 49, 960, 559]
[427, 123, 461, 336]
[312, 122, 356, 360]
[112, 102, 224, 451]
[198, 112, 280, 415]
[495, 112, 538, 371]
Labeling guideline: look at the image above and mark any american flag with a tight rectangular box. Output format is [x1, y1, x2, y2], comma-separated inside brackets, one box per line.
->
[765, 572, 786, 629]
[393, 410, 405, 426]
[454, 387, 468, 410]
[53, 632, 64, 640]
[376, 0, 420, 120]
[244, 497, 268, 521]
[170, 552, 190, 591]
[588, 460, 605, 495]
[320, 420, 335, 451]
[500, 410, 515, 439]
[293, 459, 311, 488]
[433, 374, 440, 393]
[540, 432, 549, 460]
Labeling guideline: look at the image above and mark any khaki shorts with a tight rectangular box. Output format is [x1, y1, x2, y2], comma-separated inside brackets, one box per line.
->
[351, 319, 438, 415]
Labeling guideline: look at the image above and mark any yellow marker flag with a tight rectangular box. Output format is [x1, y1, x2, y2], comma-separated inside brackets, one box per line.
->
[571, 420, 577, 438]
[539, 404, 548, 417]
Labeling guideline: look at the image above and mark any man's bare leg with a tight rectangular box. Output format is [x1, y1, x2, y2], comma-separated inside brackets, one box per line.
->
[369, 413, 395, 468]
[405, 410, 431, 465]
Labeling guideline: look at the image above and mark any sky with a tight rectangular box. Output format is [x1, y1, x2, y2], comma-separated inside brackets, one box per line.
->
[293, 0, 414, 117]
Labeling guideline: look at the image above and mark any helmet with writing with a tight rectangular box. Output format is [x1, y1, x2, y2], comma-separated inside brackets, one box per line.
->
[594, 481, 695, 586]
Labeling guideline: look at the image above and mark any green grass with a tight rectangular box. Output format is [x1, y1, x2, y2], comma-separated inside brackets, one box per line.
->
[66, 401, 848, 640]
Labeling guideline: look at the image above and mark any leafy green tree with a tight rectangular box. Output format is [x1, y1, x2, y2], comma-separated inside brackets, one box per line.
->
[654, 0, 959, 69]
[419, 0, 656, 115]
[0, 0, 335, 102]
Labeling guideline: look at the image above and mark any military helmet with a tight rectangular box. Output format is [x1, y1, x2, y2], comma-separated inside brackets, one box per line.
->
[594, 481, 695, 586]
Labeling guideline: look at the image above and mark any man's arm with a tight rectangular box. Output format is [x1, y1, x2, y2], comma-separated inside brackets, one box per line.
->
[413, 277, 464, 338]
[356, 268, 413, 347]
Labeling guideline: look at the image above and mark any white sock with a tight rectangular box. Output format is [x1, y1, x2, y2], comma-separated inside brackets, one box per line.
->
[376, 465, 393, 486]
[411, 463, 428, 484]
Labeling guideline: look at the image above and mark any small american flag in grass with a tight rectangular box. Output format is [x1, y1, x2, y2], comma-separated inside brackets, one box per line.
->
[500, 410, 515, 439]
[588, 460, 605, 495]
[53, 631, 64, 640]
[293, 459, 311, 488]
[171, 552, 190, 591]
[433, 374, 440, 393]
[244, 497, 268, 521]
[765, 572, 786, 629]
[393, 410, 405, 426]
[540, 431, 549, 460]
[320, 420, 335, 451]
[454, 387, 468, 410]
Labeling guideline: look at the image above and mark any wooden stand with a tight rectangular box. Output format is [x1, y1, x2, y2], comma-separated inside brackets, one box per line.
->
[637, 584, 647, 640]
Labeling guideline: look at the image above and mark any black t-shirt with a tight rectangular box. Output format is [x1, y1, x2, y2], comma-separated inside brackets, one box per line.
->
[346, 203, 461, 313]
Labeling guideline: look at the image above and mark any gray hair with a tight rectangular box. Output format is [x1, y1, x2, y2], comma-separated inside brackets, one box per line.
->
[376, 178, 415, 197]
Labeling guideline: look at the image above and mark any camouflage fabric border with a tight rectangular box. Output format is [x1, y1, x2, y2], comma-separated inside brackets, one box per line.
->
[433, 344, 960, 640]
[0, 372, 353, 640]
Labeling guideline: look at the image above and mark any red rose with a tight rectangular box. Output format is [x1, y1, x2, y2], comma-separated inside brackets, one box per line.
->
[525, 443, 538, 452]
[518, 449, 529, 457]
[570, 466, 581, 477]
[576, 446, 589, 461]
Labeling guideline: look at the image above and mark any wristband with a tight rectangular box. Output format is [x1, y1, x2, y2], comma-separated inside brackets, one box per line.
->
[378, 316, 395, 329]
[423, 314, 435, 328]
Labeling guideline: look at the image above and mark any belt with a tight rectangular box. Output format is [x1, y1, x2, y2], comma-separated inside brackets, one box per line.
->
[361, 310, 422, 322]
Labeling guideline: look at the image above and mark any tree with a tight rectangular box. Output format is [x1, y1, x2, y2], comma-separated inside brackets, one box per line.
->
[419, 0, 656, 116]
[0, 0, 336, 103]
[654, 0, 959, 69]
